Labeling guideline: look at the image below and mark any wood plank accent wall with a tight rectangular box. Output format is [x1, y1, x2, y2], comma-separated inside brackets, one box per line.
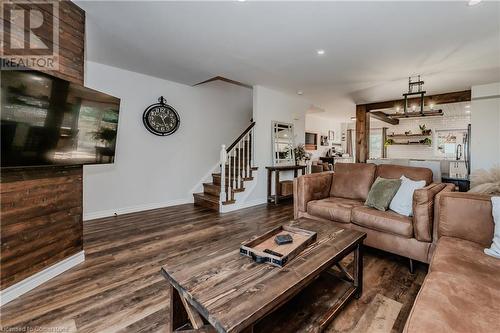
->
[1, 0, 85, 85]
[1, 1, 86, 290]
[1, 166, 83, 289]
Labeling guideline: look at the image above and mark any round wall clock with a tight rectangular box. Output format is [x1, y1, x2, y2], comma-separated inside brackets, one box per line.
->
[142, 96, 180, 136]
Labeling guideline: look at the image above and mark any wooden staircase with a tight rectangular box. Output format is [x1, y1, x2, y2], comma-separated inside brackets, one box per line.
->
[193, 123, 257, 211]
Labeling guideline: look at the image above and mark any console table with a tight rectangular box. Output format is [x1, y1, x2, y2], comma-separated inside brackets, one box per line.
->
[442, 173, 470, 192]
[266, 165, 306, 204]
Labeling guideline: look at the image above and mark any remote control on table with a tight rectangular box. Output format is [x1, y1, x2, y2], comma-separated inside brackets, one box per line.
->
[264, 249, 283, 257]
[274, 234, 293, 245]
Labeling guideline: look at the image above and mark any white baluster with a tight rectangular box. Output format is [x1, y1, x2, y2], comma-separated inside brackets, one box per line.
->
[232, 148, 236, 195]
[227, 148, 232, 202]
[219, 145, 227, 203]
[251, 128, 255, 168]
[244, 133, 249, 179]
[248, 132, 251, 173]
[240, 134, 247, 179]
[238, 141, 242, 188]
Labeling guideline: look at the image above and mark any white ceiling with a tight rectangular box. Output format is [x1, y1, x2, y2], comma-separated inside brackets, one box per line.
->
[77, 1, 500, 121]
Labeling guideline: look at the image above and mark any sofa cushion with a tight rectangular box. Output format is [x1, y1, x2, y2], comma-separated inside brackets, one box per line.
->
[376, 164, 433, 185]
[330, 163, 376, 201]
[430, 236, 500, 288]
[404, 271, 500, 333]
[351, 206, 413, 238]
[485, 196, 500, 258]
[365, 177, 401, 211]
[307, 197, 364, 223]
[438, 192, 494, 247]
[389, 176, 426, 217]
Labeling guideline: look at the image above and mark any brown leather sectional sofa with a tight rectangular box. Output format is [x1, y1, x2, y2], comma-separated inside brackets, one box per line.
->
[293, 163, 454, 264]
[404, 192, 499, 333]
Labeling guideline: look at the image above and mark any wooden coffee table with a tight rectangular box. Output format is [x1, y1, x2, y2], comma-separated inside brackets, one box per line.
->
[161, 218, 366, 333]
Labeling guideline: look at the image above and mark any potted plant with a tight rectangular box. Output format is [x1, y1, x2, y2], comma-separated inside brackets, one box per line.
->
[291, 144, 311, 165]
[421, 137, 432, 145]
[92, 127, 117, 147]
[419, 124, 432, 135]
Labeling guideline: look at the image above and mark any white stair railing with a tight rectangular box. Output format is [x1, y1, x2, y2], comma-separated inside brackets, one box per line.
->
[219, 122, 255, 204]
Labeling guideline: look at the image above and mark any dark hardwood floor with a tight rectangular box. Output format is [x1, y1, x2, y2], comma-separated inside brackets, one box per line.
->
[0, 202, 426, 333]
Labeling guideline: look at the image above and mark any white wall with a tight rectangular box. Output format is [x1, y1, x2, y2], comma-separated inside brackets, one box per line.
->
[83, 62, 252, 220]
[245, 86, 310, 203]
[471, 82, 500, 171]
[305, 115, 342, 160]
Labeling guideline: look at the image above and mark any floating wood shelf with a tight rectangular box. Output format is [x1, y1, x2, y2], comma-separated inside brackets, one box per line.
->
[387, 134, 431, 138]
[388, 142, 432, 146]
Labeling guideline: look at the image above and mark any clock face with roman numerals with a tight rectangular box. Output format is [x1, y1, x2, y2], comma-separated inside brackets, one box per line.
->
[142, 98, 180, 136]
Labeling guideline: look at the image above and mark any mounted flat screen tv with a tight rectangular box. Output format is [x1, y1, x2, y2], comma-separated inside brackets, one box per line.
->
[1, 70, 120, 168]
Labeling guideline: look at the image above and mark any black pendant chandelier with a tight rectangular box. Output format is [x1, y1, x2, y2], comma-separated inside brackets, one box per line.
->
[403, 75, 425, 115]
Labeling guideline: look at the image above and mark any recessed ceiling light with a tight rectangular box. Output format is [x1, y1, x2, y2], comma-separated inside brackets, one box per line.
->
[465, 105, 471, 108]
[237, 0, 246, 2]
[468, 0, 482, 6]
[465, 110, 471, 113]
[316, 49, 325, 55]
[297, 90, 303, 95]
[350, 116, 357, 121]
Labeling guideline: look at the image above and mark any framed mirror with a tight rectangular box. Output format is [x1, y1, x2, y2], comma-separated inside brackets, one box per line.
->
[272, 121, 295, 166]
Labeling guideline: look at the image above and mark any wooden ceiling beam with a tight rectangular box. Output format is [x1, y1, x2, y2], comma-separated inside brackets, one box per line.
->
[360, 90, 471, 112]
[370, 111, 399, 125]
[355, 105, 369, 163]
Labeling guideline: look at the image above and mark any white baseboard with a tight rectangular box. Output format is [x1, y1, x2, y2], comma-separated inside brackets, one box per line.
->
[1, 251, 85, 306]
[220, 197, 268, 213]
[83, 197, 193, 221]
[219, 170, 267, 213]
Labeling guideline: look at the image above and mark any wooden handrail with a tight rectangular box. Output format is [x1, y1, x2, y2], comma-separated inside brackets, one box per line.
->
[226, 122, 255, 153]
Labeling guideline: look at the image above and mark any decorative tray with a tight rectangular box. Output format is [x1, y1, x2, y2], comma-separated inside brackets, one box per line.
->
[240, 225, 317, 267]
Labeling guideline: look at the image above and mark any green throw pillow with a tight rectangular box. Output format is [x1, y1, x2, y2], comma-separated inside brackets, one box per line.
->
[365, 177, 402, 211]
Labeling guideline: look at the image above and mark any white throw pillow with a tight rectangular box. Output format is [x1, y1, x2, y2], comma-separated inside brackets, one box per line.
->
[389, 175, 426, 217]
[484, 197, 500, 259]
